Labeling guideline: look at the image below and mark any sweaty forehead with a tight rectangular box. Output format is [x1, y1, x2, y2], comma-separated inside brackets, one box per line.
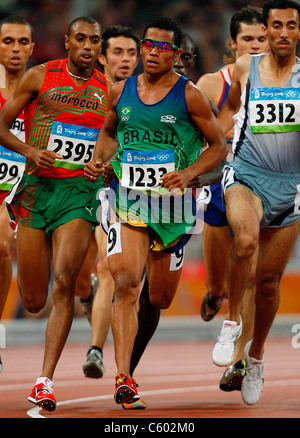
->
[0, 23, 32, 40]
[268, 8, 300, 25]
[145, 27, 175, 43]
[237, 23, 266, 38]
[70, 20, 101, 37]
[108, 36, 137, 50]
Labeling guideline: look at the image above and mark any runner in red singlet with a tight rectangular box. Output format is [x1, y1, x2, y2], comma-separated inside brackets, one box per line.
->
[0, 17, 108, 412]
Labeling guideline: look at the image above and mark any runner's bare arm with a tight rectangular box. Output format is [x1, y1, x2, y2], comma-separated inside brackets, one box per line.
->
[188, 159, 227, 188]
[0, 64, 62, 168]
[84, 81, 123, 181]
[196, 72, 223, 108]
[217, 54, 251, 134]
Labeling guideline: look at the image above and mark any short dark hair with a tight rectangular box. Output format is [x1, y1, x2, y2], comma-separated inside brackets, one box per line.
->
[143, 16, 182, 48]
[67, 17, 101, 36]
[0, 15, 33, 40]
[101, 25, 140, 57]
[263, 0, 300, 26]
[230, 6, 264, 42]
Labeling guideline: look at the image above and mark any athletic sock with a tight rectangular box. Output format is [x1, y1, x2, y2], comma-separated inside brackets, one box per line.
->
[87, 345, 103, 356]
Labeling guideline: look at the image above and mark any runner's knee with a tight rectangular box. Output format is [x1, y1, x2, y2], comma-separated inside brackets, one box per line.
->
[53, 272, 76, 299]
[150, 294, 172, 309]
[114, 270, 140, 300]
[149, 284, 174, 309]
[256, 277, 281, 302]
[233, 232, 258, 260]
[20, 292, 47, 313]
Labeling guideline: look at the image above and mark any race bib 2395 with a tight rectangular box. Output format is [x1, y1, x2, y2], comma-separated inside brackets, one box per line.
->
[47, 121, 99, 170]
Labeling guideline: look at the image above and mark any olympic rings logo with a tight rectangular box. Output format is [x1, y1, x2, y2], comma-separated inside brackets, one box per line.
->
[157, 154, 170, 161]
[286, 90, 297, 98]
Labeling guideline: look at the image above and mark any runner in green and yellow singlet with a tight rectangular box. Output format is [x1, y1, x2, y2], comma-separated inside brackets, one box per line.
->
[85, 17, 227, 405]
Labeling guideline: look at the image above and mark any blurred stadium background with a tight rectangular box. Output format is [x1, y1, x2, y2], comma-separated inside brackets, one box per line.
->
[1, 0, 300, 328]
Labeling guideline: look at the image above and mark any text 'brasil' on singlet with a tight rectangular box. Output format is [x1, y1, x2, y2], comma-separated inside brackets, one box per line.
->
[0, 92, 25, 193]
[24, 58, 108, 178]
[233, 53, 300, 173]
[112, 74, 204, 194]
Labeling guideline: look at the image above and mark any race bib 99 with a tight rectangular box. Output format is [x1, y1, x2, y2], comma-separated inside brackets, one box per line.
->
[249, 87, 300, 133]
[0, 116, 25, 191]
[0, 146, 25, 191]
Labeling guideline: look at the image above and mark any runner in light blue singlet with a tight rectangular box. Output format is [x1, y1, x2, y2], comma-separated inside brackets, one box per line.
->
[222, 53, 300, 228]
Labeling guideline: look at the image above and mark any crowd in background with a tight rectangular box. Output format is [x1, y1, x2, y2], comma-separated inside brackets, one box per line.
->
[0, 0, 270, 81]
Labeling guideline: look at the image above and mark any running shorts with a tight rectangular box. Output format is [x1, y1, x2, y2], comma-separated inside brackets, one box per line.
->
[108, 179, 196, 253]
[222, 157, 300, 228]
[203, 182, 228, 227]
[0, 189, 8, 205]
[8, 174, 104, 235]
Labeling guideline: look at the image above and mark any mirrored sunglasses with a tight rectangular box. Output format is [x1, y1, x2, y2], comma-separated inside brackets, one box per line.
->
[141, 38, 179, 52]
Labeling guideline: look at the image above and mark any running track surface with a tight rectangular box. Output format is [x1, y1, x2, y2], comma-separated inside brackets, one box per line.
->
[1, 337, 300, 419]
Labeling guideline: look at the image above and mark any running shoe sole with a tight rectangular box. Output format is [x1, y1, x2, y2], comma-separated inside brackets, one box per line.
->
[28, 396, 56, 412]
[83, 361, 104, 379]
[115, 385, 136, 404]
[220, 373, 243, 391]
[219, 360, 246, 392]
[122, 398, 147, 410]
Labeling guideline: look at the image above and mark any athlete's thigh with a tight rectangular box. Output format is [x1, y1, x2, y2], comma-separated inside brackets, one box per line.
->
[16, 224, 52, 297]
[225, 184, 263, 238]
[257, 221, 299, 284]
[80, 231, 97, 273]
[52, 218, 93, 280]
[146, 250, 183, 308]
[107, 223, 150, 286]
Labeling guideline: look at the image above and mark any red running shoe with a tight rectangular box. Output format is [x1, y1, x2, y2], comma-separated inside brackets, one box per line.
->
[114, 373, 139, 404]
[28, 378, 56, 412]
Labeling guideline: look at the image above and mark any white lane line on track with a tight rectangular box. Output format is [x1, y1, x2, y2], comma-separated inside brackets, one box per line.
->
[26, 378, 300, 418]
[4, 366, 300, 392]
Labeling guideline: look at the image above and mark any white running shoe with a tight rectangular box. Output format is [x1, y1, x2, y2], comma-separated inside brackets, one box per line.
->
[212, 318, 242, 367]
[241, 340, 264, 405]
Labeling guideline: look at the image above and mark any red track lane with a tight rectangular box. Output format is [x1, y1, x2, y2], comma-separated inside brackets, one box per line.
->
[0, 337, 300, 418]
